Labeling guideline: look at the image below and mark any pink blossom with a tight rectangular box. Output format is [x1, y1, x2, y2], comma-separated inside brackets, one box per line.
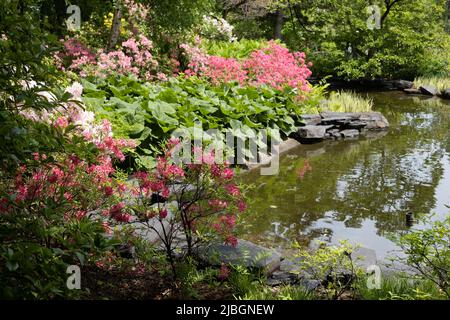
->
[225, 184, 240, 197]
[104, 186, 114, 197]
[221, 168, 234, 180]
[217, 264, 230, 280]
[237, 200, 246, 212]
[225, 235, 238, 247]
[76, 210, 86, 220]
[159, 208, 168, 219]
[55, 117, 69, 129]
[64, 192, 73, 201]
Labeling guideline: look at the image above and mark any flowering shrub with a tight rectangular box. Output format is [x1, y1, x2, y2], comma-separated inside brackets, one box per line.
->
[181, 40, 312, 92]
[244, 42, 312, 91]
[0, 82, 136, 298]
[200, 15, 237, 42]
[56, 35, 159, 81]
[54, 38, 97, 77]
[130, 139, 246, 276]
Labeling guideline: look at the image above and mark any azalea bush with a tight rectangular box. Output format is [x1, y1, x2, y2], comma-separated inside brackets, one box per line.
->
[0, 79, 137, 298]
[0, 119, 134, 298]
[199, 15, 237, 42]
[55, 35, 161, 81]
[129, 139, 246, 277]
[181, 40, 312, 91]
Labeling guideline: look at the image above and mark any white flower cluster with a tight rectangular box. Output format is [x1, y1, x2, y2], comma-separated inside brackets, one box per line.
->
[201, 15, 237, 42]
[20, 82, 103, 139]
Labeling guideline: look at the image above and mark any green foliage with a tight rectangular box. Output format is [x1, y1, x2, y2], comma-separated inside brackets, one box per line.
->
[356, 275, 447, 300]
[324, 91, 373, 113]
[278, 0, 450, 79]
[226, 264, 315, 300]
[0, 0, 62, 112]
[145, 0, 214, 46]
[396, 216, 450, 299]
[81, 75, 318, 168]
[238, 284, 315, 300]
[0, 217, 116, 299]
[202, 39, 269, 59]
[291, 240, 364, 300]
[227, 264, 263, 297]
[414, 77, 450, 94]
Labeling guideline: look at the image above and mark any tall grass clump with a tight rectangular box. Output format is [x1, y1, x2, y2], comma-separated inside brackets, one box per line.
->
[324, 91, 373, 113]
[414, 76, 450, 94]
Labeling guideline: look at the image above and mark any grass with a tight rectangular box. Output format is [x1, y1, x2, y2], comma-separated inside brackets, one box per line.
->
[324, 91, 373, 113]
[238, 284, 316, 300]
[414, 76, 450, 94]
[356, 275, 447, 300]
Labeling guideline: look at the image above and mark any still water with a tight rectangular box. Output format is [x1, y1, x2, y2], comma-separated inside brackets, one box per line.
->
[239, 91, 450, 261]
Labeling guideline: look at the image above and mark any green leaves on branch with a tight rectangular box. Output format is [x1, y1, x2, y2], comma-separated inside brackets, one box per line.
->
[82, 75, 318, 168]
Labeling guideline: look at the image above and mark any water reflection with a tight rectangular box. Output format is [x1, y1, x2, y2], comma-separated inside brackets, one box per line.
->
[239, 91, 450, 260]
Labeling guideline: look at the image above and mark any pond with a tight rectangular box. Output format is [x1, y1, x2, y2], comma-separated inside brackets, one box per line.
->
[239, 91, 450, 262]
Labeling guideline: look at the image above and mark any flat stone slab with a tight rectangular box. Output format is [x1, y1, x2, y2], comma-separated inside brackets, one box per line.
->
[244, 138, 300, 171]
[296, 125, 334, 139]
[340, 129, 360, 138]
[200, 239, 282, 270]
[300, 114, 322, 125]
[420, 85, 438, 96]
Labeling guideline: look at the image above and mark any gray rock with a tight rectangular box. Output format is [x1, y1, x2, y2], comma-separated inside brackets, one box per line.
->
[394, 80, 413, 90]
[278, 138, 301, 153]
[321, 116, 352, 123]
[320, 112, 360, 120]
[359, 112, 389, 130]
[299, 279, 321, 291]
[347, 120, 368, 129]
[404, 88, 422, 94]
[420, 85, 438, 96]
[200, 239, 282, 270]
[280, 257, 304, 273]
[296, 125, 334, 139]
[300, 114, 322, 126]
[340, 129, 360, 138]
[267, 271, 299, 286]
[441, 89, 450, 99]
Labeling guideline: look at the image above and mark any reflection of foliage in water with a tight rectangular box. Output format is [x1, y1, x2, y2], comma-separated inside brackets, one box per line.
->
[239, 92, 450, 251]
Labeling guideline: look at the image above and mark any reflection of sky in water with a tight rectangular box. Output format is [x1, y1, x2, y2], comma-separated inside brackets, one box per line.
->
[305, 216, 399, 260]
[423, 155, 450, 222]
[240, 92, 450, 262]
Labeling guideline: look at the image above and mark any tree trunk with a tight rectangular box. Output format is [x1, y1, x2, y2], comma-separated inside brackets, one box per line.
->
[274, 10, 284, 40]
[107, 7, 122, 52]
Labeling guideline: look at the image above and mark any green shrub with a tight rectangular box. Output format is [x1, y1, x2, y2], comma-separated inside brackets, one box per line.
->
[291, 240, 364, 300]
[202, 39, 269, 59]
[82, 75, 321, 168]
[396, 216, 450, 299]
